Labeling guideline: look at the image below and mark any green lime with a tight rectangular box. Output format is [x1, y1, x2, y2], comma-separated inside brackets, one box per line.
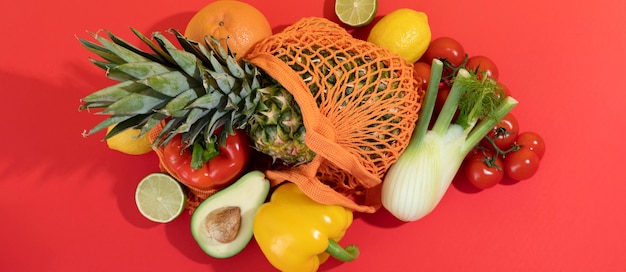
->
[135, 173, 187, 223]
[335, 0, 378, 27]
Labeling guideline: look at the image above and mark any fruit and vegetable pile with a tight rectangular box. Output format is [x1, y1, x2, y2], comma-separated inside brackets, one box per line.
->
[78, 0, 546, 271]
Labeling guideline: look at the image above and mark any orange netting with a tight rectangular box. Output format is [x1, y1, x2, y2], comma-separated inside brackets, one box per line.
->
[246, 17, 424, 213]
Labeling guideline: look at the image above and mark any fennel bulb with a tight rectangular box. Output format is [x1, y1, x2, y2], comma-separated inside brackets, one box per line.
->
[382, 59, 518, 222]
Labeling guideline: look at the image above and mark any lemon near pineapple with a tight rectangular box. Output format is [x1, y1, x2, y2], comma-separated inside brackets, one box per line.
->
[367, 8, 432, 63]
[105, 125, 153, 155]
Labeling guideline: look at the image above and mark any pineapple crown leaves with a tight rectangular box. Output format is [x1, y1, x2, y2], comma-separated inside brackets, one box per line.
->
[78, 28, 264, 150]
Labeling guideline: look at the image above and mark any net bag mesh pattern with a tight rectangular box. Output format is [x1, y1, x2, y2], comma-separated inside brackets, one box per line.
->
[246, 17, 424, 213]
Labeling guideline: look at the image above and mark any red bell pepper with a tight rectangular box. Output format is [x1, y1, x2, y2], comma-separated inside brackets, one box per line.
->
[162, 130, 251, 191]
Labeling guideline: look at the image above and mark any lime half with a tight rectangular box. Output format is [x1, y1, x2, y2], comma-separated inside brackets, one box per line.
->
[135, 173, 187, 223]
[335, 0, 378, 27]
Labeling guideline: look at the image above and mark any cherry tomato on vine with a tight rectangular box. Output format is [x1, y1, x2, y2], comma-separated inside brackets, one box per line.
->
[464, 152, 504, 189]
[413, 61, 431, 89]
[482, 113, 519, 152]
[423, 37, 466, 67]
[497, 82, 511, 99]
[515, 131, 545, 159]
[504, 148, 540, 181]
[466, 55, 499, 80]
[433, 86, 460, 123]
[435, 85, 450, 115]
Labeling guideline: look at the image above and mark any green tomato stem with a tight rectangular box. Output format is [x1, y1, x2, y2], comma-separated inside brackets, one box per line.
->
[326, 239, 360, 262]
[191, 141, 205, 170]
[461, 96, 518, 154]
[480, 131, 521, 157]
[191, 137, 219, 170]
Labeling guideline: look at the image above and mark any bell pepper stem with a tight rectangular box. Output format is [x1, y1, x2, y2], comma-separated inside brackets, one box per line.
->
[190, 137, 219, 170]
[326, 239, 359, 262]
[191, 141, 205, 170]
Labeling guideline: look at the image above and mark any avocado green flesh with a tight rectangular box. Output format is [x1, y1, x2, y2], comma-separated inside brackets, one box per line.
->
[190, 170, 270, 258]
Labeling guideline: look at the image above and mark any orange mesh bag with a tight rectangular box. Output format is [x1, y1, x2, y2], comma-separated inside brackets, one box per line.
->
[245, 17, 424, 213]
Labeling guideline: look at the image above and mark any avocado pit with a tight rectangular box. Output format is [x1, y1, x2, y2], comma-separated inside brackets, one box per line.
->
[205, 206, 242, 243]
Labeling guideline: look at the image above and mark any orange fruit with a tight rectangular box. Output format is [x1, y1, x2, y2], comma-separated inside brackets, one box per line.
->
[184, 0, 272, 60]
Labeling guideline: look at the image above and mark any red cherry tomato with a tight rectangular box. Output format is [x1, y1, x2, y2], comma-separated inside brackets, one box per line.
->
[435, 85, 450, 115]
[515, 131, 546, 159]
[433, 86, 460, 123]
[466, 55, 499, 80]
[482, 113, 519, 152]
[497, 82, 511, 99]
[413, 61, 431, 90]
[423, 37, 466, 67]
[504, 148, 540, 181]
[464, 152, 504, 189]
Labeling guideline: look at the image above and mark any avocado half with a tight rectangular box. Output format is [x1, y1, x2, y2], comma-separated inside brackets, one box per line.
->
[190, 170, 270, 258]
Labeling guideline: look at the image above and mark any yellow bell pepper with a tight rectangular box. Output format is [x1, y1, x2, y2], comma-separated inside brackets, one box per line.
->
[253, 182, 359, 272]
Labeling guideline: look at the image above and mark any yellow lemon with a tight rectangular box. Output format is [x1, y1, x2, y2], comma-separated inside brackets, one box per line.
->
[106, 126, 153, 155]
[367, 8, 431, 63]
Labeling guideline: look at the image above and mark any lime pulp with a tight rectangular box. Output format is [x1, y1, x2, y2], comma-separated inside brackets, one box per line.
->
[135, 173, 187, 223]
[335, 0, 378, 27]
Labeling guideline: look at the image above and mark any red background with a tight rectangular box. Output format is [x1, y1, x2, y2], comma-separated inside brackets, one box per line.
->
[1, 0, 625, 271]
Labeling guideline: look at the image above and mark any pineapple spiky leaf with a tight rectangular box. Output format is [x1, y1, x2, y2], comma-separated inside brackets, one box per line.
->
[79, 81, 134, 109]
[106, 114, 151, 139]
[177, 108, 208, 134]
[172, 29, 212, 66]
[84, 113, 150, 139]
[187, 90, 222, 109]
[152, 117, 185, 147]
[226, 57, 245, 79]
[207, 70, 237, 93]
[101, 91, 167, 115]
[130, 28, 178, 66]
[204, 36, 232, 62]
[137, 70, 198, 97]
[92, 31, 148, 64]
[138, 112, 169, 137]
[153, 31, 202, 79]
[78, 36, 126, 64]
[182, 112, 213, 148]
[160, 87, 202, 117]
[88, 59, 136, 81]
[110, 61, 171, 80]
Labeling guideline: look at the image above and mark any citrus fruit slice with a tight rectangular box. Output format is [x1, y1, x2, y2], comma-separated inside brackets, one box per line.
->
[335, 0, 378, 27]
[135, 173, 187, 223]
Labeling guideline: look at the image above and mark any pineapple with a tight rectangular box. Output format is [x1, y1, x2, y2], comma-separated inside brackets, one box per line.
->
[247, 83, 314, 165]
[78, 28, 400, 165]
